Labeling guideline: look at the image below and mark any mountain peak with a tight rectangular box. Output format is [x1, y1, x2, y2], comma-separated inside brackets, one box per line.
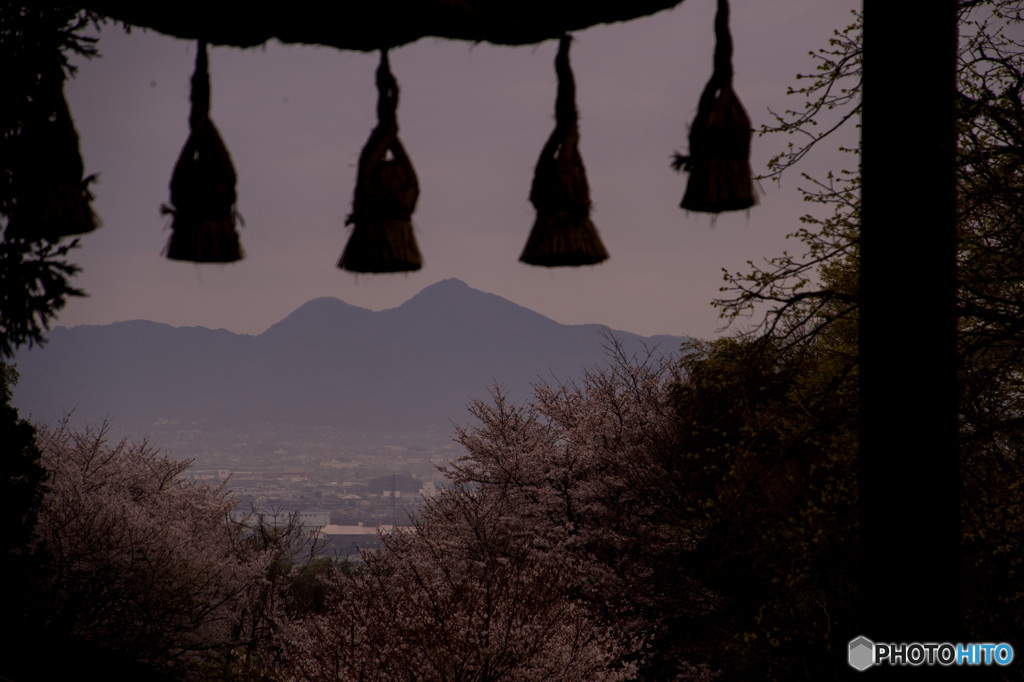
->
[394, 278, 555, 328]
[260, 296, 374, 338]
[397, 278, 473, 305]
[427, 278, 470, 291]
[294, 296, 373, 314]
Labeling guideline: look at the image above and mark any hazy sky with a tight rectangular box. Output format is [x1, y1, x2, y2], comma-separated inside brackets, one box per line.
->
[56, 1, 860, 340]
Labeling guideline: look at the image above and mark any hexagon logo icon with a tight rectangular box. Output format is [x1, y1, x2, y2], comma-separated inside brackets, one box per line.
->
[849, 636, 875, 671]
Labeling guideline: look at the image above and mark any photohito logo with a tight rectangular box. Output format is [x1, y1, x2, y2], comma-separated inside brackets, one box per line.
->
[848, 636, 1014, 670]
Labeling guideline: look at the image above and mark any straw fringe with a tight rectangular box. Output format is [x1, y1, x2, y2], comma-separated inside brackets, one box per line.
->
[520, 34, 608, 267]
[676, 0, 756, 214]
[339, 50, 422, 273]
[5, 64, 97, 241]
[163, 41, 243, 263]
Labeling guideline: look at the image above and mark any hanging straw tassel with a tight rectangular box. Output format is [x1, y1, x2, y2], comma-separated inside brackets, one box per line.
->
[162, 41, 242, 263]
[5, 61, 98, 242]
[339, 49, 421, 273]
[673, 0, 756, 213]
[520, 34, 608, 267]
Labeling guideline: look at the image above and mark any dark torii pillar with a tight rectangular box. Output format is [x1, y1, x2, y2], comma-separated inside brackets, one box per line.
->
[859, 0, 961, 656]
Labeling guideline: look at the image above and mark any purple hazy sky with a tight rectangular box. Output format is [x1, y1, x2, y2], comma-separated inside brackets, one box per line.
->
[57, 1, 860, 340]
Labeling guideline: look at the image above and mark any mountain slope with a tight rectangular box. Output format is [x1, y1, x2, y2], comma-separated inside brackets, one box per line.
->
[13, 279, 686, 434]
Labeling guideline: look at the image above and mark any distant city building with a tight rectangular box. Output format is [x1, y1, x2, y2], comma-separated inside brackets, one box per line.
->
[237, 508, 330, 529]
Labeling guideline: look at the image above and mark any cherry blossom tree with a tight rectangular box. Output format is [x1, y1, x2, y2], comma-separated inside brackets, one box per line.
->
[28, 420, 320, 678]
[287, 339, 716, 681]
[447, 340, 719, 680]
[290, 485, 638, 682]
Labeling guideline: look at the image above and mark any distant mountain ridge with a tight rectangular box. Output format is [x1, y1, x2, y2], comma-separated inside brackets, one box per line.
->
[12, 279, 686, 434]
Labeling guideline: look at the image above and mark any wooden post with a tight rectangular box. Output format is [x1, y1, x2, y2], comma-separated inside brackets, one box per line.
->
[859, 0, 961, 654]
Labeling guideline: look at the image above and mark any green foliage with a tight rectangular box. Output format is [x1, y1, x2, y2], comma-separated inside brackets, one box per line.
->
[670, 2, 1024, 677]
[667, 332, 858, 680]
[0, 237, 84, 358]
[667, 28, 865, 673]
[760, 10, 862, 183]
[716, 11, 861, 346]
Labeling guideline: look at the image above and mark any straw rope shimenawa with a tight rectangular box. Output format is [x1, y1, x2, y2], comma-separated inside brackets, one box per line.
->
[162, 40, 243, 263]
[673, 0, 756, 213]
[5, 58, 98, 242]
[339, 49, 422, 273]
[520, 34, 609, 267]
[78, 1, 684, 52]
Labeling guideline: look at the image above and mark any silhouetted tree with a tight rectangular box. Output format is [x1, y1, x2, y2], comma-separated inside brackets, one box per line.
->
[699, 1, 1024, 673]
[0, 363, 49, 675]
[0, 5, 99, 359]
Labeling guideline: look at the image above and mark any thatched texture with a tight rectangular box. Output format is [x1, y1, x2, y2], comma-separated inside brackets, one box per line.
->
[674, 0, 755, 214]
[339, 50, 422, 273]
[520, 35, 608, 267]
[163, 42, 243, 263]
[3, 61, 97, 242]
[79, 1, 684, 51]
